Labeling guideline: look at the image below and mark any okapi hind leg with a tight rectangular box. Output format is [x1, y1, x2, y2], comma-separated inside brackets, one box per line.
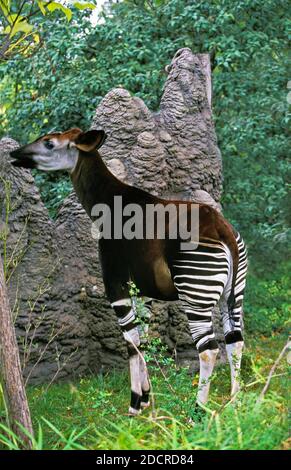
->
[172, 238, 233, 411]
[225, 338, 244, 396]
[220, 293, 246, 397]
[220, 297, 244, 396]
[184, 303, 220, 409]
[220, 232, 247, 397]
[197, 346, 219, 407]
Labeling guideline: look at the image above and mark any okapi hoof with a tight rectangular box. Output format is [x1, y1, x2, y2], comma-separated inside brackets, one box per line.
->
[128, 406, 141, 416]
[141, 401, 150, 409]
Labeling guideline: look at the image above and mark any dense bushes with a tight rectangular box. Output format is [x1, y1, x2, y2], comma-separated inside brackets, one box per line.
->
[244, 262, 290, 334]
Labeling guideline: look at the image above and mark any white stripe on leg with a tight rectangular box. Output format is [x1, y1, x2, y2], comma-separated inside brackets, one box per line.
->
[129, 354, 141, 415]
[123, 327, 142, 416]
[226, 341, 244, 396]
[197, 348, 219, 406]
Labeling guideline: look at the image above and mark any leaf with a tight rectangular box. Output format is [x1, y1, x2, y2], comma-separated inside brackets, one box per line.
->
[3, 18, 34, 39]
[37, 0, 46, 15]
[32, 33, 40, 45]
[2, 11, 16, 25]
[0, 0, 10, 18]
[47, 2, 72, 21]
[72, 2, 96, 10]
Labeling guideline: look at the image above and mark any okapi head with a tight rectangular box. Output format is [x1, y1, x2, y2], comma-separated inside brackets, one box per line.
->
[10, 128, 107, 172]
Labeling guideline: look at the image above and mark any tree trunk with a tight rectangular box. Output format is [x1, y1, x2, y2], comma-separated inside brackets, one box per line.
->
[0, 255, 34, 448]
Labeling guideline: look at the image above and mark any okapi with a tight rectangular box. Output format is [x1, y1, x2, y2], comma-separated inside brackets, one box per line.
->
[10, 128, 247, 416]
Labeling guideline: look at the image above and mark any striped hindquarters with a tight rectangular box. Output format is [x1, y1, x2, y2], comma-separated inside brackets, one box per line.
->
[172, 238, 232, 351]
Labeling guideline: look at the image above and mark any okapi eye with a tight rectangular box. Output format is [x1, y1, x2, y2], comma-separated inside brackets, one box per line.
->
[44, 141, 54, 150]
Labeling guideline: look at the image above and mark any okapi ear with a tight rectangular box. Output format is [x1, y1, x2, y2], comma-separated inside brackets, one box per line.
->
[74, 130, 107, 152]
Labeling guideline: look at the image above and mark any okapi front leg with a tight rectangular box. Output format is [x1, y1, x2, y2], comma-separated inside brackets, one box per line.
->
[111, 299, 142, 415]
[125, 328, 143, 415]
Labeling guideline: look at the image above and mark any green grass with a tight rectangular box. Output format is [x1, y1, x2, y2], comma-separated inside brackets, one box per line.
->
[1, 334, 289, 450]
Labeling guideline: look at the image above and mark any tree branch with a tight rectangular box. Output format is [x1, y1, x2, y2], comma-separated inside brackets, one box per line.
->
[256, 338, 290, 404]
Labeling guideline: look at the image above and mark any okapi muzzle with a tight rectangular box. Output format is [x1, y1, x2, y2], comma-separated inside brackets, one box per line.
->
[10, 145, 38, 169]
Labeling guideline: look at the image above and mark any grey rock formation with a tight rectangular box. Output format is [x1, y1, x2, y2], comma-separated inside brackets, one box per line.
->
[92, 49, 222, 201]
[0, 49, 224, 383]
[0, 139, 92, 383]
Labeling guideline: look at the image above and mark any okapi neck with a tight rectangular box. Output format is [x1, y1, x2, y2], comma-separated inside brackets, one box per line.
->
[70, 150, 124, 218]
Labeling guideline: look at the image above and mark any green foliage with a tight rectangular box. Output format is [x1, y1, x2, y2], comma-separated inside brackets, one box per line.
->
[33, 171, 72, 218]
[244, 262, 290, 334]
[0, 418, 88, 450]
[0, 1, 96, 61]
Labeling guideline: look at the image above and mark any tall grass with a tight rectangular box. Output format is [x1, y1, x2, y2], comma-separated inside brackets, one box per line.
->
[0, 335, 289, 450]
